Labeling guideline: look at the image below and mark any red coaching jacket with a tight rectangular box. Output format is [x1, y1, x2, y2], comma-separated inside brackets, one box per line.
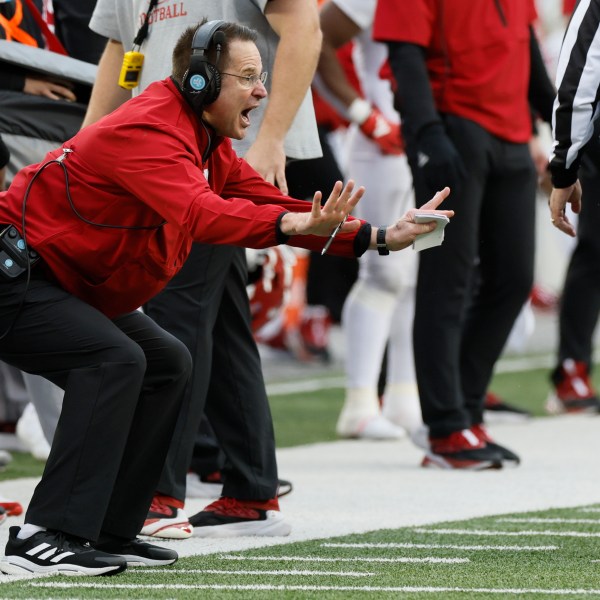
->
[0, 78, 363, 318]
[373, 0, 537, 143]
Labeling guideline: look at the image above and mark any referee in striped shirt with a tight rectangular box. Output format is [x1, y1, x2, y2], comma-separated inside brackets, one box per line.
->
[550, 0, 600, 234]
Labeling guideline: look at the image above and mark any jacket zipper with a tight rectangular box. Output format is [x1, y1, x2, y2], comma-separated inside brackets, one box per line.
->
[493, 0, 507, 26]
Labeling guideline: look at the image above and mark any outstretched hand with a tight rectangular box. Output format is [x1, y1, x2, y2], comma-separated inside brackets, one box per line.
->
[280, 180, 364, 237]
[382, 187, 455, 251]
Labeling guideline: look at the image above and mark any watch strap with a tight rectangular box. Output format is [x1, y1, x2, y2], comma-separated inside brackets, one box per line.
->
[376, 226, 389, 255]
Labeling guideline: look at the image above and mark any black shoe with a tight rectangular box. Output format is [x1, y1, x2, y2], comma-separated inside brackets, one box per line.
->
[0, 526, 127, 576]
[93, 537, 178, 567]
[471, 424, 520, 468]
[422, 429, 504, 470]
[277, 479, 293, 497]
[485, 441, 520, 467]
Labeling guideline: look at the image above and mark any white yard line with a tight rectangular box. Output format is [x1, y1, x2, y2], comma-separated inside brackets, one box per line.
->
[321, 542, 559, 551]
[220, 554, 468, 564]
[414, 528, 600, 538]
[27, 582, 600, 595]
[139, 568, 375, 577]
[498, 518, 600, 525]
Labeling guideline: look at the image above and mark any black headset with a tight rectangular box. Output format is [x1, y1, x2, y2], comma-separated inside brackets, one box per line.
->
[181, 20, 227, 113]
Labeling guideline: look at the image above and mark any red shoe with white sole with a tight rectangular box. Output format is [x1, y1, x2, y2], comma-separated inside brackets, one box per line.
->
[140, 494, 193, 539]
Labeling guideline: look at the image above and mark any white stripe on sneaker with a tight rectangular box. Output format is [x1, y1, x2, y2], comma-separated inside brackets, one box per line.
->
[50, 552, 76, 563]
[26, 543, 51, 556]
[37, 548, 59, 560]
[25, 542, 75, 563]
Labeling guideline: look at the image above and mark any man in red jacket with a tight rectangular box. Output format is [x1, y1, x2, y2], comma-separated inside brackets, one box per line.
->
[0, 20, 451, 576]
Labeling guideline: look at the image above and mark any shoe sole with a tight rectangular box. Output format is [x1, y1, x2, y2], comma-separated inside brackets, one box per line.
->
[545, 393, 599, 415]
[116, 554, 178, 567]
[0, 556, 126, 576]
[422, 455, 503, 471]
[140, 523, 193, 539]
[140, 517, 193, 539]
[192, 511, 291, 538]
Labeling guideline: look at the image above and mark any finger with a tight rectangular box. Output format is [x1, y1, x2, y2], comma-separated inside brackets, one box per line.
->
[418, 187, 451, 210]
[345, 186, 365, 213]
[552, 214, 576, 237]
[54, 86, 76, 102]
[43, 90, 60, 101]
[323, 181, 344, 210]
[276, 170, 288, 196]
[311, 191, 323, 217]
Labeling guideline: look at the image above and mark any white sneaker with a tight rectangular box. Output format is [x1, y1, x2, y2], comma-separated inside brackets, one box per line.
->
[408, 424, 430, 450]
[338, 414, 406, 440]
[16, 403, 50, 461]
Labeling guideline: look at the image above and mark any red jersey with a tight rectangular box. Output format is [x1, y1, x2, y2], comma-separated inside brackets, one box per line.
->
[0, 78, 361, 318]
[373, 0, 537, 142]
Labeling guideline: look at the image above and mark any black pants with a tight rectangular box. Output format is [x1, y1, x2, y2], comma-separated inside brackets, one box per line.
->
[144, 243, 278, 502]
[408, 115, 536, 437]
[286, 125, 358, 323]
[558, 137, 600, 366]
[0, 276, 191, 541]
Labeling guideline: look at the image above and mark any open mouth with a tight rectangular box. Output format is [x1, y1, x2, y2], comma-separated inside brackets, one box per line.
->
[241, 108, 252, 126]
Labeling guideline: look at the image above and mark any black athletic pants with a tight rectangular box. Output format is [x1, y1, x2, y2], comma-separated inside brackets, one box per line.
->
[0, 275, 191, 541]
[558, 136, 600, 366]
[408, 115, 537, 437]
[145, 244, 278, 502]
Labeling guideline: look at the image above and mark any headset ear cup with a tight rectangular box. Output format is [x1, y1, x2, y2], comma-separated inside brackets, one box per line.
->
[203, 63, 221, 105]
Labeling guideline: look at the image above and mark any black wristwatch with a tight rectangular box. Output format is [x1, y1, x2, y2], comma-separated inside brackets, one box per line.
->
[376, 227, 389, 255]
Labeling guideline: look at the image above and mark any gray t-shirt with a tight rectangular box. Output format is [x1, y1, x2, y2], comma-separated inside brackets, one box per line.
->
[90, 0, 321, 159]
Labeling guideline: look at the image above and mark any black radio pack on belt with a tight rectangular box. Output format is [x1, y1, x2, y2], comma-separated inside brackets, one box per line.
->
[0, 225, 39, 280]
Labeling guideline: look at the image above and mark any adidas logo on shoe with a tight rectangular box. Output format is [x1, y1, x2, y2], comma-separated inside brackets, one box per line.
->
[140, 495, 193, 539]
[422, 428, 503, 470]
[189, 497, 291, 538]
[546, 359, 600, 414]
[0, 526, 126, 576]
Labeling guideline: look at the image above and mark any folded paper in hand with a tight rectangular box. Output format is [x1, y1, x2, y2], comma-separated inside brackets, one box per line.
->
[412, 213, 450, 252]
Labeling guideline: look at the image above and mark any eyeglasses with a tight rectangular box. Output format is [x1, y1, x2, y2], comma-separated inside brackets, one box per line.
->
[221, 71, 268, 88]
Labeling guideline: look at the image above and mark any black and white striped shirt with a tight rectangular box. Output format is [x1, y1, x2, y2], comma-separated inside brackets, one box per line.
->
[550, 0, 600, 188]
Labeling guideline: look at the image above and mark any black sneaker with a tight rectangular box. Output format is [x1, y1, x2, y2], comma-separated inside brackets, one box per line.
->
[0, 526, 126, 576]
[471, 424, 520, 468]
[93, 537, 178, 567]
[189, 497, 291, 537]
[422, 429, 503, 470]
[277, 479, 293, 498]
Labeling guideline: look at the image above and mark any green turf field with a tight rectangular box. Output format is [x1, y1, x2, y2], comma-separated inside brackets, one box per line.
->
[1, 358, 599, 598]
[2, 504, 600, 598]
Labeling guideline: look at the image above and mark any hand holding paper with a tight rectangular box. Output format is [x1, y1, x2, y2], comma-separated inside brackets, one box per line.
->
[412, 213, 450, 251]
[379, 187, 454, 252]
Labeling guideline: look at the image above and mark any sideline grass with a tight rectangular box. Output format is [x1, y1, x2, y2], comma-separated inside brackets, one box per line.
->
[269, 365, 581, 448]
[2, 504, 600, 598]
